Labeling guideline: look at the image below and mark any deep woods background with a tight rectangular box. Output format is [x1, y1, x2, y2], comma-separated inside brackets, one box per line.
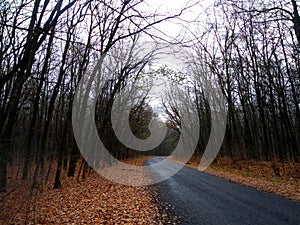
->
[0, 0, 299, 196]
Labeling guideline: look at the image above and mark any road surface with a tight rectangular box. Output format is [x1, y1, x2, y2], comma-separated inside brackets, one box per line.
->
[145, 157, 300, 225]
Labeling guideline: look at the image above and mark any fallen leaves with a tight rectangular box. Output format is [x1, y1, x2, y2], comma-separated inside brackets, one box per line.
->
[184, 156, 300, 202]
[0, 157, 172, 224]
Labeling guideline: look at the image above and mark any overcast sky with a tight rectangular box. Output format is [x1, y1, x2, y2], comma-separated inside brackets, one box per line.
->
[145, 0, 214, 39]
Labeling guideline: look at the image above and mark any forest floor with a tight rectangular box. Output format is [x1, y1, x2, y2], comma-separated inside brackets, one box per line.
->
[2, 156, 299, 224]
[187, 156, 300, 202]
[0, 157, 173, 225]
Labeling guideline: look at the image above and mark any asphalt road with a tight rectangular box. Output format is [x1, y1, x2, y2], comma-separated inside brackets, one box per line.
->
[145, 157, 300, 225]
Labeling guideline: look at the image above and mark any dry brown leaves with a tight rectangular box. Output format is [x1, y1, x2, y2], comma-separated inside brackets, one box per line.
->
[186, 156, 300, 202]
[0, 157, 171, 224]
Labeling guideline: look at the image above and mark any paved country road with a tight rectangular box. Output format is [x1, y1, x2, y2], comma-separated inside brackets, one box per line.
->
[145, 157, 300, 225]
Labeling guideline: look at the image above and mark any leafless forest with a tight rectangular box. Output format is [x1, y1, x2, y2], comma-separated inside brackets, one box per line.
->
[0, 0, 299, 221]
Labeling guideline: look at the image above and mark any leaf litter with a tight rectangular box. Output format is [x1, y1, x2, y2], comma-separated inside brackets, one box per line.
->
[0, 157, 176, 224]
